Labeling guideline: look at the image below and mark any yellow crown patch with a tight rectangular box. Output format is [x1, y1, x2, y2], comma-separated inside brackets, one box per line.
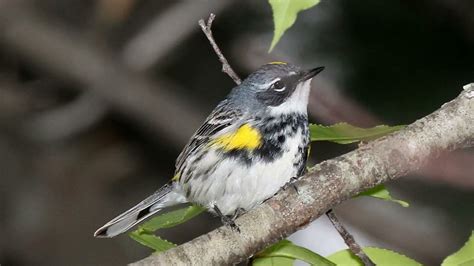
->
[268, 61, 287, 65]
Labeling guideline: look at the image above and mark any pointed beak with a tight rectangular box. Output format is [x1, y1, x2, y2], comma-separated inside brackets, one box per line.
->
[300, 66, 325, 82]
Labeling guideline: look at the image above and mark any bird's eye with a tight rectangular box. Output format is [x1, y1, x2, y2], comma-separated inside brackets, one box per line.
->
[272, 80, 285, 92]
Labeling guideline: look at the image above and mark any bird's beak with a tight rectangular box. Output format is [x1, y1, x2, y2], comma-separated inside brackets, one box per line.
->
[300, 66, 325, 82]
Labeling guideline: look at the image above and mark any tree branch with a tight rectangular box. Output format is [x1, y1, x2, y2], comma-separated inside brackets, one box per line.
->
[131, 84, 474, 265]
[198, 14, 242, 85]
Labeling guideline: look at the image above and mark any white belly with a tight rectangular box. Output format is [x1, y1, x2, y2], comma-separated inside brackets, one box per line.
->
[183, 129, 304, 215]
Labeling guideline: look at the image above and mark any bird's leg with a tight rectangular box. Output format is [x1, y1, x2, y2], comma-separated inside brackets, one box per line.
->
[213, 205, 240, 232]
[232, 207, 246, 220]
[282, 176, 299, 194]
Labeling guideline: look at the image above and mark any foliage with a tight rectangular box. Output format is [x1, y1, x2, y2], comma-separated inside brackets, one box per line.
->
[310, 123, 405, 144]
[441, 231, 474, 266]
[268, 0, 321, 52]
[358, 184, 409, 207]
[129, 232, 176, 252]
[327, 247, 422, 266]
[129, 205, 204, 252]
[253, 239, 335, 266]
[252, 230, 474, 266]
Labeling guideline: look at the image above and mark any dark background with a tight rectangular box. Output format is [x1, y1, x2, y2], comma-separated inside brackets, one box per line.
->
[0, 0, 473, 265]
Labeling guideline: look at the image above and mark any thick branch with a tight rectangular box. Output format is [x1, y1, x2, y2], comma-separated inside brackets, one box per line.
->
[131, 84, 474, 265]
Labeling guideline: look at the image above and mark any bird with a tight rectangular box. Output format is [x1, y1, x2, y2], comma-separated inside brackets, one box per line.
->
[94, 62, 324, 238]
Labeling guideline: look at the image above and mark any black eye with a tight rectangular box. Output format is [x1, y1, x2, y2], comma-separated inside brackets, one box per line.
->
[271, 80, 285, 92]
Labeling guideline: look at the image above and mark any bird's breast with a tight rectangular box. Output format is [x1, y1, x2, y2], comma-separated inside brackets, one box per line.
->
[216, 113, 308, 165]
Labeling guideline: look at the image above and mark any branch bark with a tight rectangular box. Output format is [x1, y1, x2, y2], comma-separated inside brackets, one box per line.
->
[131, 84, 474, 265]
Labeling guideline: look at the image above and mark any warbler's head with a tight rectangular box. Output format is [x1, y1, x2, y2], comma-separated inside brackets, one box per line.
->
[229, 62, 324, 114]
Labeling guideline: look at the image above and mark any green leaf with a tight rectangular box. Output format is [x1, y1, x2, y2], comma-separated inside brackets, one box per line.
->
[327, 247, 422, 266]
[253, 256, 295, 266]
[310, 123, 405, 144]
[268, 0, 321, 52]
[138, 205, 205, 232]
[254, 239, 335, 266]
[129, 205, 205, 252]
[129, 231, 176, 252]
[358, 184, 410, 207]
[442, 231, 474, 266]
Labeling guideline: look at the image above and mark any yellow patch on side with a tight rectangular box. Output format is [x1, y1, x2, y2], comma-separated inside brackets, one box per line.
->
[211, 124, 262, 151]
[171, 172, 180, 181]
[269, 61, 287, 65]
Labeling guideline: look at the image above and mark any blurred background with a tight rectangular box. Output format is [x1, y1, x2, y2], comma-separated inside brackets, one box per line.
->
[0, 0, 473, 265]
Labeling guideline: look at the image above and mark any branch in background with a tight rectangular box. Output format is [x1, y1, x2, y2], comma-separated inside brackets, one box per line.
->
[0, 4, 204, 147]
[129, 61, 473, 266]
[13, 1, 235, 144]
[123, 1, 233, 71]
[326, 210, 375, 266]
[417, 151, 474, 187]
[23, 92, 107, 142]
[198, 14, 242, 85]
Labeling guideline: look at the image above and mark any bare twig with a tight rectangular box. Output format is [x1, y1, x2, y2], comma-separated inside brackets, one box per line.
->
[326, 210, 375, 266]
[198, 14, 242, 85]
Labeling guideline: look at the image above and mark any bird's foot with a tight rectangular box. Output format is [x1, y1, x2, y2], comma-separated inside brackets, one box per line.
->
[282, 176, 299, 194]
[222, 216, 240, 232]
[213, 205, 241, 232]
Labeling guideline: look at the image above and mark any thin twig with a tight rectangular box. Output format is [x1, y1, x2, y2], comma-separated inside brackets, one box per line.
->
[326, 210, 375, 266]
[198, 13, 242, 85]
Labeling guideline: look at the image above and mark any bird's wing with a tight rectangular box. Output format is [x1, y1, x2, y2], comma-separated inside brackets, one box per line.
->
[175, 100, 244, 173]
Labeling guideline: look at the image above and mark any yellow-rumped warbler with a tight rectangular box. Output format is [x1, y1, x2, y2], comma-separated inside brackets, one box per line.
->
[94, 62, 324, 238]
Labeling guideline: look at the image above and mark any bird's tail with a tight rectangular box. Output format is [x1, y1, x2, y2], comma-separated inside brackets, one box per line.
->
[94, 182, 185, 238]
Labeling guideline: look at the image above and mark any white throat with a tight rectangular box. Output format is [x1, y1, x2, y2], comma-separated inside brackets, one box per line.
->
[268, 79, 312, 115]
